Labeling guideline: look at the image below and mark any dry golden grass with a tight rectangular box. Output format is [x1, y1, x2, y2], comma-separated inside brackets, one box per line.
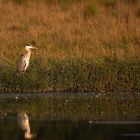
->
[0, 0, 139, 66]
[0, 0, 140, 92]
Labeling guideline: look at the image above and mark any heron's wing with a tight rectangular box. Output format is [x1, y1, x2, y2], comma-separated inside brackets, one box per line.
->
[17, 55, 27, 72]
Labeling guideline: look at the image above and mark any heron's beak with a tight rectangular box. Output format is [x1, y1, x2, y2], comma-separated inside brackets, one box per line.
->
[32, 47, 38, 49]
[29, 46, 38, 49]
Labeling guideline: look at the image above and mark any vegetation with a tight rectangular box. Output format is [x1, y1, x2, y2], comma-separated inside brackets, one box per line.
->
[0, 0, 140, 93]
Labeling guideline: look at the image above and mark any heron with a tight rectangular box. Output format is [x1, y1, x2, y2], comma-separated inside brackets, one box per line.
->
[17, 112, 36, 139]
[17, 44, 37, 75]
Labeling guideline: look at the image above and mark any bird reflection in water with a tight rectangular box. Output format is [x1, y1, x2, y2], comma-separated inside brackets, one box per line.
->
[17, 112, 36, 139]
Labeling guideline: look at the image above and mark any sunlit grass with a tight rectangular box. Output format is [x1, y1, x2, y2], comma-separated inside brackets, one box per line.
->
[0, 0, 140, 92]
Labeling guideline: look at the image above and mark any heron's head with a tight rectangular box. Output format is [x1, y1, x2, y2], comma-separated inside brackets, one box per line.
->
[25, 44, 38, 50]
[17, 112, 29, 121]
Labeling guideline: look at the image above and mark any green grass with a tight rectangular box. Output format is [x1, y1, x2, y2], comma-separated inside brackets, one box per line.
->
[0, 58, 140, 93]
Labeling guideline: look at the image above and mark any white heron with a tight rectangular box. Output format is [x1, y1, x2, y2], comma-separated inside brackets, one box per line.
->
[17, 44, 37, 75]
[17, 112, 36, 139]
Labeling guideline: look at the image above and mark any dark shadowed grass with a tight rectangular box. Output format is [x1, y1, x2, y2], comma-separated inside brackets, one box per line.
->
[0, 58, 140, 93]
[83, 1, 99, 17]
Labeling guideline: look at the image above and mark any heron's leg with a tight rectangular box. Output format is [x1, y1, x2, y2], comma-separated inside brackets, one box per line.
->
[22, 70, 25, 76]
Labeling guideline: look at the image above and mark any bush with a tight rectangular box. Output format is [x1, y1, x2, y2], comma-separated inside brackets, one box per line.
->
[104, 0, 116, 7]
[83, 1, 99, 17]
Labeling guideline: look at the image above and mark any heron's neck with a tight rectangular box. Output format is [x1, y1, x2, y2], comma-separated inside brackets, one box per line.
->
[25, 49, 31, 58]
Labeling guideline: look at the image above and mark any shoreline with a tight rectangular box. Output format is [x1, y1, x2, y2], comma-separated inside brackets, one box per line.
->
[1, 59, 140, 93]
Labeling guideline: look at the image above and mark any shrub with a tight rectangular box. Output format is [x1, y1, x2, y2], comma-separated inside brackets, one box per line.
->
[83, 1, 99, 17]
[104, 0, 116, 7]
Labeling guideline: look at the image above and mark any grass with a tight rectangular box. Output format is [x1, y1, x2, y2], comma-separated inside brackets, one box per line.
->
[83, 1, 99, 17]
[0, 0, 140, 93]
[0, 58, 140, 93]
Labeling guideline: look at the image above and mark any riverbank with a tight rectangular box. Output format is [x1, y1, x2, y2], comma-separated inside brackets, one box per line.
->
[0, 0, 140, 93]
[0, 59, 140, 93]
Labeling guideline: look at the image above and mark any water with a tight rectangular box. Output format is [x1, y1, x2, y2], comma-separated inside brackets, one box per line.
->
[0, 93, 140, 140]
[0, 116, 140, 140]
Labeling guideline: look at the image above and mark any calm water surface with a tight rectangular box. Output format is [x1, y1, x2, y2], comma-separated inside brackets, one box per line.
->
[0, 93, 139, 140]
[0, 117, 140, 140]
